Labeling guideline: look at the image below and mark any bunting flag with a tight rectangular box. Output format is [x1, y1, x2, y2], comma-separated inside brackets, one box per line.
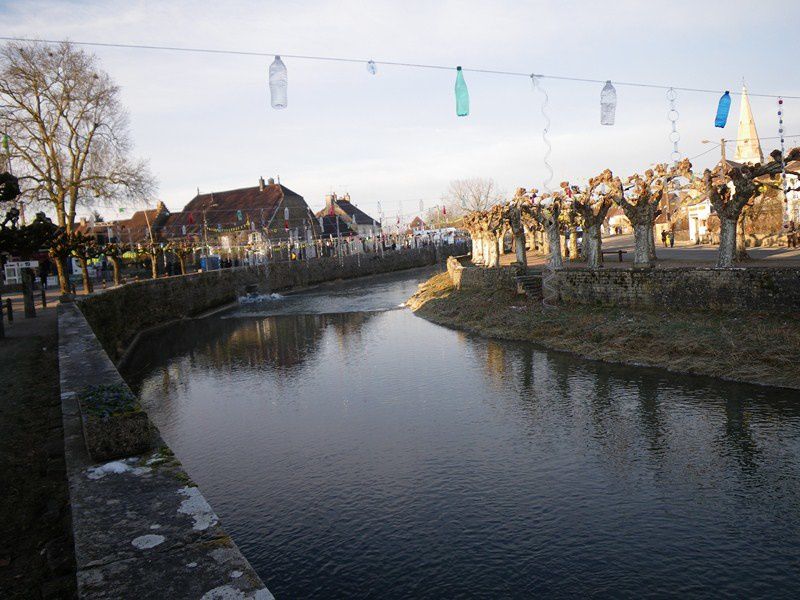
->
[187, 213, 195, 224]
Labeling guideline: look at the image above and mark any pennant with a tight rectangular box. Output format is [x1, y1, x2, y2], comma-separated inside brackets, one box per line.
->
[187, 213, 195, 224]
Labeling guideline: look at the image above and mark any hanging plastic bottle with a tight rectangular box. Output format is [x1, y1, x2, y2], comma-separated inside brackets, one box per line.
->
[600, 80, 616, 126]
[269, 56, 288, 109]
[715, 91, 731, 128]
[284, 206, 290, 232]
[455, 66, 469, 117]
[367, 60, 377, 75]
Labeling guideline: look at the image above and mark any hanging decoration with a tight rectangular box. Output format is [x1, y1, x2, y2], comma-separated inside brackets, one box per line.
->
[237, 209, 243, 221]
[531, 75, 553, 193]
[778, 97, 789, 222]
[666, 87, 681, 164]
[600, 80, 616, 126]
[715, 91, 731, 128]
[454, 66, 469, 117]
[269, 56, 288, 109]
[284, 206, 290, 232]
[367, 60, 377, 75]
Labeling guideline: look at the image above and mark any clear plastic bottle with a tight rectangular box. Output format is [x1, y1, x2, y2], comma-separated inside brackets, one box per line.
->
[367, 60, 377, 75]
[455, 66, 469, 117]
[269, 56, 288, 109]
[600, 80, 616, 126]
[715, 91, 731, 128]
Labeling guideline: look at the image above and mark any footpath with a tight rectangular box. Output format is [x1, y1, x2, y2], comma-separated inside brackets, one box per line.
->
[0, 295, 77, 598]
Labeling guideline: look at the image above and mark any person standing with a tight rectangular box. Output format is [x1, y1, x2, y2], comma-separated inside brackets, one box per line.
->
[661, 229, 668, 247]
[669, 229, 675, 248]
[39, 257, 51, 290]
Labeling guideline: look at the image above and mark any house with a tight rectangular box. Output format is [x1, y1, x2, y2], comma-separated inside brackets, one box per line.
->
[315, 193, 381, 237]
[75, 202, 171, 245]
[408, 216, 426, 232]
[606, 206, 631, 235]
[165, 177, 321, 256]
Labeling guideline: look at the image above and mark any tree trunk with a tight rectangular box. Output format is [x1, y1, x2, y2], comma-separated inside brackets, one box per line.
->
[568, 227, 579, 260]
[150, 252, 158, 279]
[471, 234, 482, 264]
[584, 225, 602, 269]
[109, 257, 121, 286]
[633, 224, 653, 268]
[736, 214, 749, 261]
[647, 226, 657, 261]
[55, 256, 69, 295]
[547, 224, 563, 269]
[540, 229, 550, 255]
[717, 217, 738, 268]
[179, 256, 187, 275]
[514, 231, 527, 268]
[78, 258, 93, 294]
[488, 236, 500, 268]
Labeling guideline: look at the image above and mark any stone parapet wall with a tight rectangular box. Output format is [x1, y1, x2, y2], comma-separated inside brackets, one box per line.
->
[58, 304, 273, 599]
[79, 248, 437, 361]
[553, 267, 800, 312]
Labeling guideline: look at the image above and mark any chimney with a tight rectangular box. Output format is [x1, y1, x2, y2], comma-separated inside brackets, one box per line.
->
[259, 177, 265, 191]
[267, 177, 275, 185]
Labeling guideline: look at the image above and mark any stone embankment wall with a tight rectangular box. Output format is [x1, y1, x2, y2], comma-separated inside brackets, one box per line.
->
[446, 256, 519, 291]
[80, 248, 437, 361]
[553, 267, 800, 312]
[447, 259, 800, 312]
[58, 304, 273, 599]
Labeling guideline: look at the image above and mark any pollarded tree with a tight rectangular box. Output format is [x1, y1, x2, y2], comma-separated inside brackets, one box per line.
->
[618, 159, 692, 268]
[71, 232, 101, 293]
[101, 242, 128, 286]
[569, 170, 622, 269]
[504, 188, 533, 269]
[167, 240, 196, 275]
[697, 149, 799, 267]
[0, 41, 156, 294]
[532, 192, 563, 270]
[558, 187, 582, 261]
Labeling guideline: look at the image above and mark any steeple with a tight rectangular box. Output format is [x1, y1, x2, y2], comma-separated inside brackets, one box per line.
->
[734, 85, 763, 164]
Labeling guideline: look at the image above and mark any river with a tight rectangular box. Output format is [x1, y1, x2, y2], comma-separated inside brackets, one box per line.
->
[124, 267, 800, 599]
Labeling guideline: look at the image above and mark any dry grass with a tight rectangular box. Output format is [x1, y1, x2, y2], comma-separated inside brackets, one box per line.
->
[409, 272, 800, 389]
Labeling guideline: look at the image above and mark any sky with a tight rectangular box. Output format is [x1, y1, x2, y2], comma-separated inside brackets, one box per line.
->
[2, 0, 799, 222]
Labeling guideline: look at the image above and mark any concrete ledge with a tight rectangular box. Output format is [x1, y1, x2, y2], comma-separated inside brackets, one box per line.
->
[58, 303, 273, 599]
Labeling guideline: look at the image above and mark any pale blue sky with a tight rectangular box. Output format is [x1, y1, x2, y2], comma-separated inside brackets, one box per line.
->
[2, 0, 799, 221]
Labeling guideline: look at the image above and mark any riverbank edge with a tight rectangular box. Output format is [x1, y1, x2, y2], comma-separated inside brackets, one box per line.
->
[408, 272, 800, 390]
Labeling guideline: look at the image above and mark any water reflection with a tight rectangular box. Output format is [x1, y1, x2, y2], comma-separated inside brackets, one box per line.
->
[126, 279, 800, 599]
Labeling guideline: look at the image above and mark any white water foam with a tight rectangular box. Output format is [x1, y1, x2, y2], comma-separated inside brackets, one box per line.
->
[238, 293, 284, 304]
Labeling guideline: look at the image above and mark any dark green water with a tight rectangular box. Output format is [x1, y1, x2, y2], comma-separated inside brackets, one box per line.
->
[125, 268, 800, 599]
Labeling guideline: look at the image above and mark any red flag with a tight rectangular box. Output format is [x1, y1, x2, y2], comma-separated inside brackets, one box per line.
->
[442, 205, 447, 215]
[187, 213, 195, 224]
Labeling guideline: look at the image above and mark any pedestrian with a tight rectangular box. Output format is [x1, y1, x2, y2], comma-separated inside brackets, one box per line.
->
[39, 257, 51, 290]
[669, 229, 675, 248]
[661, 229, 668, 247]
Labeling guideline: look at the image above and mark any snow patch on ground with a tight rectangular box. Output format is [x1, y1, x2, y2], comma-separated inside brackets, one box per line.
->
[86, 459, 151, 480]
[131, 534, 165, 549]
[177, 486, 218, 530]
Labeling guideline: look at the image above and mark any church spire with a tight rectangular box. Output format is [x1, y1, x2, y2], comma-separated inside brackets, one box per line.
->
[734, 85, 764, 164]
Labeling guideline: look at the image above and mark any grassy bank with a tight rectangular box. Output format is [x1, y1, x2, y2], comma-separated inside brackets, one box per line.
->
[408, 272, 800, 390]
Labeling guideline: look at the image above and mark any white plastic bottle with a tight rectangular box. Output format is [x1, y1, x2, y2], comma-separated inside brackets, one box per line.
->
[269, 56, 288, 109]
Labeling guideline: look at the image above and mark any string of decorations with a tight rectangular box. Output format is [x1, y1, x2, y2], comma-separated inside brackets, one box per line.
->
[778, 97, 789, 221]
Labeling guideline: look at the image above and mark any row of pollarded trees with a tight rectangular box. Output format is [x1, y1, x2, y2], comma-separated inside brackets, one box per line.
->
[463, 151, 798, 270]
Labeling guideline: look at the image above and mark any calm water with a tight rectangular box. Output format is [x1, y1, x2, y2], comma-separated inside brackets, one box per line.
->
[125, 268, 800, 599]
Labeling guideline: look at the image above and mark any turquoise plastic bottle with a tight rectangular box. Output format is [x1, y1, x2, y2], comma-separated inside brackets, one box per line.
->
[455, 66, 469, 117]
[715, 91, 731, 128]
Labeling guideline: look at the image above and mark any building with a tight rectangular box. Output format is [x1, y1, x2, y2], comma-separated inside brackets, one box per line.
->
[408, 216, 427, 232]
[315, 193, 381, 237]
[75, 202, 171, 245]
[165, 177, 321, 256]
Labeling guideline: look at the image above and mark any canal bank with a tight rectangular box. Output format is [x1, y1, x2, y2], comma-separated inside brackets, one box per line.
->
[408, 271, 800, 390]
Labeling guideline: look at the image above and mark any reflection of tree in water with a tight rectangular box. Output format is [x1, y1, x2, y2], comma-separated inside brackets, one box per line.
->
[124, 311, 376, 386]
[458, 333, 800, 487]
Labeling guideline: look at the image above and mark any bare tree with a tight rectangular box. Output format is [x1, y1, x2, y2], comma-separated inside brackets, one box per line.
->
[445, 177, 503, 213]
[0, 41, 156, 293]
[569, 171, 621, 269]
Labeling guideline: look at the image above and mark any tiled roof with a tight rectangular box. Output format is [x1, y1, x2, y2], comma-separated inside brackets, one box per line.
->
[316, 200, 379, 226]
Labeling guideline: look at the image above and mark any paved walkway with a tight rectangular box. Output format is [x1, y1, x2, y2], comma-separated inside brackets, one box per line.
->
[0, 304, 77, 598]
[499, 234, 800, 268]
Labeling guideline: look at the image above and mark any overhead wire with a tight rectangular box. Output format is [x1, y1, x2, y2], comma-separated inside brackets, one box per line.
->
[1, 36, 799, 99]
